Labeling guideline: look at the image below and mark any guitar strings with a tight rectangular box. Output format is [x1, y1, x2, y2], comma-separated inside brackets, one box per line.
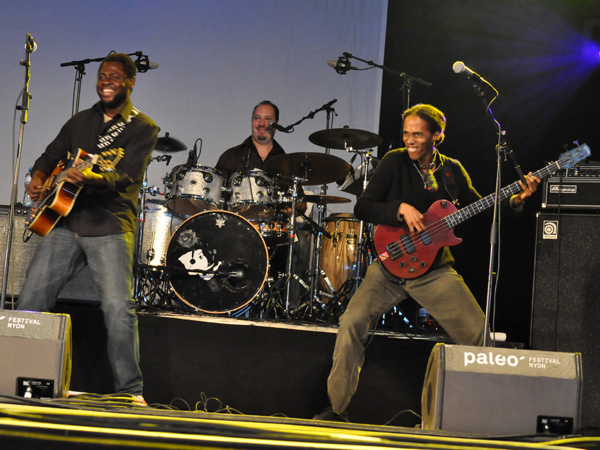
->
[384, 156, 572, 259]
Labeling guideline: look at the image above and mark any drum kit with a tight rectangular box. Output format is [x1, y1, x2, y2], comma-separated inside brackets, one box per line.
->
[134, 128, 382, 321]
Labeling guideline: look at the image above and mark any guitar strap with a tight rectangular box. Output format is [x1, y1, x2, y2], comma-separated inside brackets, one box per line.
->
[439, 156, 459, 205]
[97, 107, 140, 151]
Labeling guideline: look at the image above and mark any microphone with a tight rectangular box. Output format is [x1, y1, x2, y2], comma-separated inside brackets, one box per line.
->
[25, 34, 37, 53]
[327, 56, 353, 74]
[268, 120, 292, 133]
[185, 141, 197, 168]
[133, 54, 159, 73]
[452, 61, 489, 85]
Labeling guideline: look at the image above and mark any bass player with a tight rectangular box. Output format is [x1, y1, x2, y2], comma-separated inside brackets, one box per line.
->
[314, 103, 540, 421]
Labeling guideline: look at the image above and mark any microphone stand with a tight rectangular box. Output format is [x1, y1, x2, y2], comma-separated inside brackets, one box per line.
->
[471, 79, 526, 348]
[61, 51, 152, 116]
[1, 35, 36, 310]
[307, 102, 337, 318]
[341, 52, 432, 110]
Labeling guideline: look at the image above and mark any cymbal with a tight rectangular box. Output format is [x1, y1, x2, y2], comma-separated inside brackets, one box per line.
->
[155, 133, 187, 152]
[302, 194, 351, 205]
[309, 127, 383, 150]
[264, 152, 351, 186]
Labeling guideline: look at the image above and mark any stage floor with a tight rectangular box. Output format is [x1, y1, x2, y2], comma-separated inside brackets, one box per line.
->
[1, 397, 599, 450]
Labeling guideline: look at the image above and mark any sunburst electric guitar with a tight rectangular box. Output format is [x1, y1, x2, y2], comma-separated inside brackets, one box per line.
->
[373, 144, 591, 280]
[24, 148, 124, 241]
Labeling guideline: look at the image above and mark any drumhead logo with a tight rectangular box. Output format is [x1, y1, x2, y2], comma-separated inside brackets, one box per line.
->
[464, 351, 526, 368]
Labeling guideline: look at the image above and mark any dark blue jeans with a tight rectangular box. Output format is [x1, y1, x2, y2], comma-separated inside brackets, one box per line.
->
[18, 228, 143, 395]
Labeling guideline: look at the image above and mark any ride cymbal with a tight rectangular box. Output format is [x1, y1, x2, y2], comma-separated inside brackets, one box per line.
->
[264, 152, 351, 186]
[309, 127, 382, 150]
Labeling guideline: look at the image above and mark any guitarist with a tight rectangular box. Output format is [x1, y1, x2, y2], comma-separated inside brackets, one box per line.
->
[17, 53, 159, 405]
[315, 104, 540, 421]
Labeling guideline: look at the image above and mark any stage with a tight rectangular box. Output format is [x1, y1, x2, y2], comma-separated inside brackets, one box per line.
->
[1, 302, 600, 448]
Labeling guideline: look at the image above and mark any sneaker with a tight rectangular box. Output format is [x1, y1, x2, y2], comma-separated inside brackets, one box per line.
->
[133, 395, 148, 406]
[313, 406, 348, 422]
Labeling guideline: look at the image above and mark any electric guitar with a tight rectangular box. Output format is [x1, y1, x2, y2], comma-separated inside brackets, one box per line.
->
[24, 148, 124, 240]
[373, 144, 591, 280]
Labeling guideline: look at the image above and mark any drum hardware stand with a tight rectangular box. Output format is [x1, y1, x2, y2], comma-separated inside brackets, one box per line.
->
[282, 175, 306, 315]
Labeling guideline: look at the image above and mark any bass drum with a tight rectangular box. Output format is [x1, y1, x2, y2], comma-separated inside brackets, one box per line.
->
[138, 200, 183, 267]
[166, 210, 269, 314]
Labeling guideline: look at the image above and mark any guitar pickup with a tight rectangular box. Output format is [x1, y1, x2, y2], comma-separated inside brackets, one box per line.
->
[399, 234, 415, 254]
[420, 231, 432, 245]
[385, 242, 403, 260]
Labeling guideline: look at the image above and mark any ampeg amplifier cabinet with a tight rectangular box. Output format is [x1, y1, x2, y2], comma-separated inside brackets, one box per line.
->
[0, 310, 72, 398]
[542, 164, 600, 210]
[422, 344, 582, 435]
[531, 212, 600, 429]
[0, 206, 99, 301]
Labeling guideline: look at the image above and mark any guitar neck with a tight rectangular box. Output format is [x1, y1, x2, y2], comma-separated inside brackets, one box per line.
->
[444, 160, 561, 228]
[54, 158, 96, 184]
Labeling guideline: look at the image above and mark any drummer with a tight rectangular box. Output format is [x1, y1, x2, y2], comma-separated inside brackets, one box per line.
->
[215, 100, 311, 311]
[216, 100, 284, 180]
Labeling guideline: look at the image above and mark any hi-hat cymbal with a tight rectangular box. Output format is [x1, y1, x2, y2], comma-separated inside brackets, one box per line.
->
[302, 194, 351, 205]
[155, 132, 187, 152]
[309, 127, 383, 150]
[264, 152, 350, 186]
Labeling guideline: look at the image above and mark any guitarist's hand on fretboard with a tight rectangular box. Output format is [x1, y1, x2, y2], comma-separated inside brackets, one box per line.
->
[511, 173, 541, 207]
[65, 159, 107, 188]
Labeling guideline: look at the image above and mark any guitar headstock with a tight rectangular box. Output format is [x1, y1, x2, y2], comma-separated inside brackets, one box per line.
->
[558, 143, 591, 169]
[95, 148, 124, 172]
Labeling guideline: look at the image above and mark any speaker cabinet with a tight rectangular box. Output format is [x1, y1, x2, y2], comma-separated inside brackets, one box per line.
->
[0, 206, 99, 301]
[0, 310, 72, 398]
[531, 212, 600, 428]
[422, 344, 582, 435]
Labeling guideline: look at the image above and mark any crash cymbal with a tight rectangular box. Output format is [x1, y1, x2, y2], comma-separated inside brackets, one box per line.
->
[155, 132, 187, 152]
[264, 152, 350, 186]
[309, 127, 383, 150]
[302, 194, 351, 205]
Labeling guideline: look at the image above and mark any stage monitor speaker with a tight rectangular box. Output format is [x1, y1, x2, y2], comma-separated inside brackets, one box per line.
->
[0, 310, 72, 398]
[530, 212, 600, 428]
[422, 343, 582, 435]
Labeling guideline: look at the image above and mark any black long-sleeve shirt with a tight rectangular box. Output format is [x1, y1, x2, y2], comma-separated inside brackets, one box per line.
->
[32, 100, 159, 236]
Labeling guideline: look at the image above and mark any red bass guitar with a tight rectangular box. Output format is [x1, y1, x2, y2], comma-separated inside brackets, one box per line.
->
[373, 144, 591, 280]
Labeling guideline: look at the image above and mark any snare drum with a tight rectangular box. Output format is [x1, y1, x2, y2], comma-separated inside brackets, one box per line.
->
[165, 165, 224, 217]
[228, 169, 275, 220]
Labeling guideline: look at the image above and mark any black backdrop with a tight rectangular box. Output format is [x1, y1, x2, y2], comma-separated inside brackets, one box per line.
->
[378, 0, 600, 344]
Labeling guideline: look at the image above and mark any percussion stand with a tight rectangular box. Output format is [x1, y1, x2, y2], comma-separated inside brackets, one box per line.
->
[352, 148, 376, 291]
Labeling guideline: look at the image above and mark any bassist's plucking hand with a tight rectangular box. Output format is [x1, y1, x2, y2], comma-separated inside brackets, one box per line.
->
[399, 202, 425, 233]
